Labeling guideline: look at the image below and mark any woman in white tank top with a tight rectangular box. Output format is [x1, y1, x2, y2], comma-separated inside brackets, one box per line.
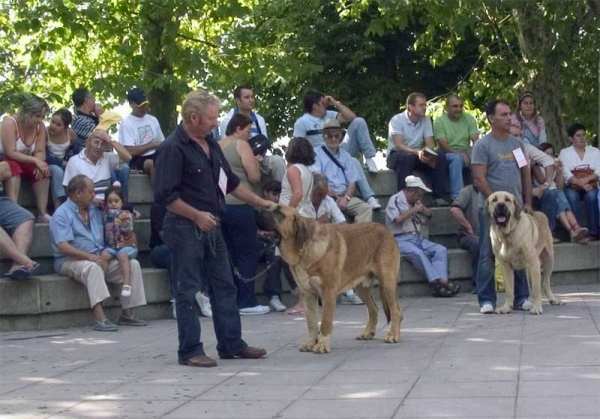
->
[45, 109, 74, 209]
[278, 137, 316, 315]
[0, 95, 52, 222]
[47, 109, 76, 164]
[279, 137, 315, 217]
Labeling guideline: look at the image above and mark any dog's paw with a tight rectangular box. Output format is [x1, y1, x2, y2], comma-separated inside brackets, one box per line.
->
[384, 331, 400, 343]
[312, 336, 331, 354]
[549, 299, 565, 306]
[299, 339, 317, 352]
[356, 330, 375, 341]
[529, 305, 543, 315]
[495, 305, 512, 314]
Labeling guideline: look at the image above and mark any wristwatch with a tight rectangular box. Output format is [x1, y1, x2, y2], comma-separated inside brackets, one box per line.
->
[344, 194, 351, 200]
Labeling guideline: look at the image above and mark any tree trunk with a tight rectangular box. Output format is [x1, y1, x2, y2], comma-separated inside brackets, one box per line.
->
[529, 60, 565, 148]
[140, 4, 183, 135]
[513, 6, 567, 148]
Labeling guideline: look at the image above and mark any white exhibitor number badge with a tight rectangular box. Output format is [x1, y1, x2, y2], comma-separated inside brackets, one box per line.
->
[512, 148, 528, 168]
[218, 168, 228, 196]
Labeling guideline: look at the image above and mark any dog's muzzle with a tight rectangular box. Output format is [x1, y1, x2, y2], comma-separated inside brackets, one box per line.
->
[492, 203, 511, 227]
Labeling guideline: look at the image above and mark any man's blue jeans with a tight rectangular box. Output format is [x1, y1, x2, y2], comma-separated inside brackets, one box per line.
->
[150, 244, 174, 297]
[221, 204, 260, 309]
[351, 158, 376, 200]
[476, 207, 529, 308]
[445, 152, 466, 200]
[341, 117, 376, 159]
[163, 213, 247, 362]
[564, 186, 599, 236]
[111, 164, 130, 200]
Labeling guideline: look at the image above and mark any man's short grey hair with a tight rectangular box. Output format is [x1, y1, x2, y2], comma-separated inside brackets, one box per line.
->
[181, 89, 221, 123]
[17, 95, 50, 121]
[446, 94, 461, 106]
[313, 172, 329, 190]
[67, 174, 91, 196]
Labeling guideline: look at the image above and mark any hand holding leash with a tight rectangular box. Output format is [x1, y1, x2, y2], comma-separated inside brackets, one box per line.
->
[195, 211, 217, 231]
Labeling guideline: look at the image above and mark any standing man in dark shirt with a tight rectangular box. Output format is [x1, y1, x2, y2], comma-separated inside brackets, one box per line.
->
[154, 89, 273, 368]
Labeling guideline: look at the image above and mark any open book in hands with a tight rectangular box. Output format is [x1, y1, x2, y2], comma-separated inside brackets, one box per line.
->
[422, 147, 438, 168]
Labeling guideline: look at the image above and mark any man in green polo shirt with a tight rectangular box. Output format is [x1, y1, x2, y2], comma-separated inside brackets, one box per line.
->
[433, 94, 479, 199]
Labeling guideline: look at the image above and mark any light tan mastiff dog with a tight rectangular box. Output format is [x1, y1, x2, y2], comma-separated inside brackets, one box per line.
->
[258, 205, 403, 354]
[485, 191, 565, 314]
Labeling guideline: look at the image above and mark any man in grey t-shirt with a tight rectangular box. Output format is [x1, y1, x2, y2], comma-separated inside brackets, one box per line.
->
[471, 100, 533, 314]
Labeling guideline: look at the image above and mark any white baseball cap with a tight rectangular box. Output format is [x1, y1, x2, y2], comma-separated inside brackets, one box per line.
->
[405, 175, 432, 192]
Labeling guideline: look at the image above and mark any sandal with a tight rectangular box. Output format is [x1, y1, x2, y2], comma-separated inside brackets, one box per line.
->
[430, 280, 460, 298]
[121, 284, 132, 297]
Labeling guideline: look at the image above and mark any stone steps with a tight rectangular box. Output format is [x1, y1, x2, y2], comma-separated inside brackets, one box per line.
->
[2, 171, 599, 332]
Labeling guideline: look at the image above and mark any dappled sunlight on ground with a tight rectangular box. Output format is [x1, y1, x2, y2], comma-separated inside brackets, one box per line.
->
[402, 327, 451, 334]
[50, 338, 119, 345]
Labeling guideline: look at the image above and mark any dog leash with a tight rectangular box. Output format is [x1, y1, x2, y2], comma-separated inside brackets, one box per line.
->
[229, 237, 282, 284]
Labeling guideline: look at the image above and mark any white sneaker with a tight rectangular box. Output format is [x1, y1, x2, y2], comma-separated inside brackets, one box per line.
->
[480, 303, 494, 314]
[340, 291, 364, 305]
[367, 196, 382, 210]
[195, 292, 213, 318]
[239, 305, 270, 316]
[516, 300, 533, 311]
[269, 296, 287, 312]
[366, 158, 379, 173]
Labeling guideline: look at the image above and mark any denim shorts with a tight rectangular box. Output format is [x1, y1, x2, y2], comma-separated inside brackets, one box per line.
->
[555, 189, 571, 215]
[103, 246, 138, 259]
[0, 197, 34, 236]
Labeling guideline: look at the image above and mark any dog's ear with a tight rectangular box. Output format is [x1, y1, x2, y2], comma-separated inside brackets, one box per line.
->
[293, 215, 313, 249]
[513, 197, 522, 219]
[484, 196, 492, 221]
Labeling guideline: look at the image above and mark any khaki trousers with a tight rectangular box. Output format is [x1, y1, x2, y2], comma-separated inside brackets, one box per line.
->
[60, 259, 147, 309]
[343, 197, 373, 223]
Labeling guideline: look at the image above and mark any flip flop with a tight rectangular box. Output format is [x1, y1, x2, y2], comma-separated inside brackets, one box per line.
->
[27, 263, 41, 278]
[6, 267, 30, 280]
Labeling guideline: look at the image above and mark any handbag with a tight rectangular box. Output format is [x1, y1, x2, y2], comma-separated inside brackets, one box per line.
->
[570, 164, 598, 191]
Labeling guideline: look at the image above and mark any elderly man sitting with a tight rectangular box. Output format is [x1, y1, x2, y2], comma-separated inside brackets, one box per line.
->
[50, 175, 147, 331]
[0, 197, 39, 279]
[63, 129, 131, 201]
[386, 175, 460, 298]
[311, 119, 374, 223]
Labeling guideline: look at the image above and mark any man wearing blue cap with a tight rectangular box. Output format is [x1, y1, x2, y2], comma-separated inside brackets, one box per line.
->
[119, 87, 165, 184]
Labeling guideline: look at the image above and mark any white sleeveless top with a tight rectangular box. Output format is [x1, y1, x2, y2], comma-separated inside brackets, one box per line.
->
[279, 163, 314, 217]
[0, 116, 39, 155]
[46, 127, 72, 160]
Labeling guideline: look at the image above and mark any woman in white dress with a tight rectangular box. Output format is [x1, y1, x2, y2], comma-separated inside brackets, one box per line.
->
[279, 137, 315, 314]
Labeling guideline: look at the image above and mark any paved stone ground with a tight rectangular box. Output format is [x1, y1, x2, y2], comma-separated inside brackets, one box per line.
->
[1, 285, 599, 419]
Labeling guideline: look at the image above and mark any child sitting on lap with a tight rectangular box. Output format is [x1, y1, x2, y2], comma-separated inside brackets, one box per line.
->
[101, 184, 137, 297]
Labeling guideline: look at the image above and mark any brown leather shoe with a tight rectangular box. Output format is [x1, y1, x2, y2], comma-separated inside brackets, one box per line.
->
[180, 355, 217, 368]
[220, 346, 266, 359]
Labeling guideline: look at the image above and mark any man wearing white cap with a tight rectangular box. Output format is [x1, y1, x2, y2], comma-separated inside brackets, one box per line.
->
[385, 175, 460, 298]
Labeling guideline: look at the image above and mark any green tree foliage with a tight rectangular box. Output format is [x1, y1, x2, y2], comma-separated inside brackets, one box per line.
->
[0, 0, 598, 150]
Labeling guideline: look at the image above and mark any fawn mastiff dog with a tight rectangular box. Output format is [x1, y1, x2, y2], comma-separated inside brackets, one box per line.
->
[485, 191, 565, 314]
[258, 205, 403, 354]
